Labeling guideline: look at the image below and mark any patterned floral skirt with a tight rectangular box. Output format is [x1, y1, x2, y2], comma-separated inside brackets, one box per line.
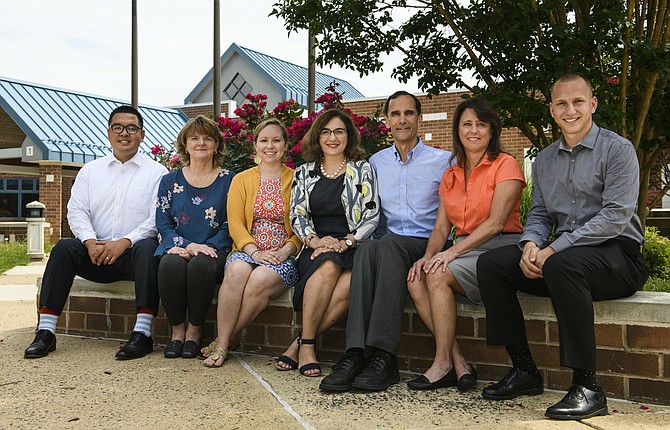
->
[225, 251, 299, 289]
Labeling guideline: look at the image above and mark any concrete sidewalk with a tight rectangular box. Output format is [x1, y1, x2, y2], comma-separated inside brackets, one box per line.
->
[1, 262, 668, 429]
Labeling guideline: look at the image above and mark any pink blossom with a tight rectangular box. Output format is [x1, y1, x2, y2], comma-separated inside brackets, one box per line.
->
[289, 143, 302, 156]
[150, 145, 163, 155]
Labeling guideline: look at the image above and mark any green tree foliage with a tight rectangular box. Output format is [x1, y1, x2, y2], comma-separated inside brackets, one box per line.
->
[272, 0, 670, 226]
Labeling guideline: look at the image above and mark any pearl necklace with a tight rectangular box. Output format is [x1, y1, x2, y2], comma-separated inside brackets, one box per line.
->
[320, 158, 346, 179]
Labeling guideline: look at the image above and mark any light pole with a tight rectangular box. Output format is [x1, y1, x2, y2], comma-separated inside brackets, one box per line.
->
[308, 23, 316, 114]
[213, 0, 221, 118]
[131, 0, 138, 108]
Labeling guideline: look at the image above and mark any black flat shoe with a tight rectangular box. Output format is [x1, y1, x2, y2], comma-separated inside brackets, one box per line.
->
[407, 367, 457, 390]
[545, 385, 608, 420]
[457, 367, 478, 392]
[164, 340, 183, 358]
[115, 331, 153, 360]
[181, 340, 200, 359]
[482, 367, 543, 400]
[24, 329, 57, 359]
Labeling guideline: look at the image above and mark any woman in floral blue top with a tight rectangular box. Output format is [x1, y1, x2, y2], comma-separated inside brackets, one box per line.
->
[154, 116, 234, 359]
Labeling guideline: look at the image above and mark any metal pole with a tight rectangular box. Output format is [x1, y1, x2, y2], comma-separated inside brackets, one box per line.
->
[308, 24, 316, 114]
[131, 0, 138, 108]
[213, 0, 221, 118]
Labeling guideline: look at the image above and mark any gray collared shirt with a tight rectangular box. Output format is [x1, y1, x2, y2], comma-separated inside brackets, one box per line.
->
[521, 122, 644, 252]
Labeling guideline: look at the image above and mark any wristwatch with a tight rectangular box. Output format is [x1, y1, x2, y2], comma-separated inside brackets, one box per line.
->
[345, 238, 354, 248]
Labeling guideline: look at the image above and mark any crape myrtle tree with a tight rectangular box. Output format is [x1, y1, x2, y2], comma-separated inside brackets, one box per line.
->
[272, 0, 670, 226]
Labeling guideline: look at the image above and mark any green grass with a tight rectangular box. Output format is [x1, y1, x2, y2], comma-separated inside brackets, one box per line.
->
[0, 241, 53, 275]
[0, 242, 31, 274]
[643, 277, 670, 293]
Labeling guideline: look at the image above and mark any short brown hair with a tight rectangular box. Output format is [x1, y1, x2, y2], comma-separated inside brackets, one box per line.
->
[551, 73, 593, 99]
[175, 115, 225, 167]
[301, 109, 365, 163]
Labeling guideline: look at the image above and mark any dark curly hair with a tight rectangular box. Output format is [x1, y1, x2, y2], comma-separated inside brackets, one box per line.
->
[175, 115, 225, 167]
[450, 98, 503, 168]
[301, 109, 365, 163]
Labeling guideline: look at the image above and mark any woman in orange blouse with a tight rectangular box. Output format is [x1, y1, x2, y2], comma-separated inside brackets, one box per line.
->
[406, 98, 526, 391]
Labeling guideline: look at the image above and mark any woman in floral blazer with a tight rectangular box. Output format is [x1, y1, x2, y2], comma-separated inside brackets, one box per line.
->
[276, 109, 379, 376]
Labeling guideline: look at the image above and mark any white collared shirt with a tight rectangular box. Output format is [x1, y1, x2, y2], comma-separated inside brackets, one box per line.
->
[67, 151, 168, 245]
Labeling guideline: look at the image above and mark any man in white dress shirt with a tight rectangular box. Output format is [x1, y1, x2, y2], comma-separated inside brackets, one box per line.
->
[24, 105, 168, 360]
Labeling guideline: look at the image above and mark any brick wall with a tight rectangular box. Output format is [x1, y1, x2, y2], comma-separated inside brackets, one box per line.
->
[50, 278, 670, 405]
[61, 176, 74, 238]
[0, 225, 27, 241]
[39, 163, 63, 243]
[180, 103, 231, 119]
[0, 224, 52, 242]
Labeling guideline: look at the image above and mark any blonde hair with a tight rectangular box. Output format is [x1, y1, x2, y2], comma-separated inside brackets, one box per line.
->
[253, 118, 289, 162]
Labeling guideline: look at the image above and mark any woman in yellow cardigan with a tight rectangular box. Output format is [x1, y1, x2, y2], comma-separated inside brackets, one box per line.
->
[202, 118, 301, 367]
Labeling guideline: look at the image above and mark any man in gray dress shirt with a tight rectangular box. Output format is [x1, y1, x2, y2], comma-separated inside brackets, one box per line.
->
[477, 73, 648, 420]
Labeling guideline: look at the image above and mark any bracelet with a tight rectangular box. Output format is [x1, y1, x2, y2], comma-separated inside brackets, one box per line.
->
[305, 234, 315, 247]
[250, 249, 261, 260]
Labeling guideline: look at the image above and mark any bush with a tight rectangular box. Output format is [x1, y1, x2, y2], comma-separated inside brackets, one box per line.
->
[519, 178, 532, 225]
[643, 226, 670, 279]
[216, 82, 389, 172]
[644, 276, 670, 293]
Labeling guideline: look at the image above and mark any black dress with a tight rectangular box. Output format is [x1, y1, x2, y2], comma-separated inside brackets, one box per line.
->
[293, 173, 355, 310]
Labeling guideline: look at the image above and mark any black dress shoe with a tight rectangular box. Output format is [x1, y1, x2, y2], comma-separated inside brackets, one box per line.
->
[164, 340, 183, 358]
[115, 331, 153, 360]
[24, 330, 57, 358]
[482, 367, 543, 400]
[319, 351, 367, 392]
[351, 349, 400, 392]
[181, 340, 200, 359]
[407, 367, 457, 390]
[545, 385, 608, 420]
[457, 367, 478, 392]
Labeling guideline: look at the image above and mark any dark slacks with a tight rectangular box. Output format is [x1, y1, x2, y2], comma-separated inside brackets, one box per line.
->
[39, 238, 160, 314]
[346, 233, 428, 354]
[157, 252, 225, 326]
[477, 239, 648, 370]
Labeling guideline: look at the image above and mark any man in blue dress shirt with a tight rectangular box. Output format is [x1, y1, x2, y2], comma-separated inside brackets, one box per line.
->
[320, 91, 452, 392]
[477, 73, 648, 420]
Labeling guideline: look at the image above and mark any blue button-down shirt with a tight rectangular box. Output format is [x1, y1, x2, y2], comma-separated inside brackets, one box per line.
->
[370, 140, 452, 238]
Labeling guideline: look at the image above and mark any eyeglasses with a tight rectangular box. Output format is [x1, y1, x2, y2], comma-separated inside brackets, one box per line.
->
[320, 128, 347, 139]
[109, 124, 142, 135]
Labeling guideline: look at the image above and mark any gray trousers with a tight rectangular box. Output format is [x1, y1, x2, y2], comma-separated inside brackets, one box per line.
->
[346, 233, 428, 354]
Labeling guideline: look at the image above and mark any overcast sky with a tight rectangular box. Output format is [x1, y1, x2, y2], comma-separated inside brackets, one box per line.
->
[0, 0, 421, 108]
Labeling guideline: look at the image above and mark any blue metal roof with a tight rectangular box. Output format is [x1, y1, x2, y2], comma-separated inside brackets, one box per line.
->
[184, 43, 365, 106]
[0, 76, 188, 164]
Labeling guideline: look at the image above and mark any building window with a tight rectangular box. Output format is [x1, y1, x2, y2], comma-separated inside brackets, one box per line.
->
[0, 178, 39, 218]
[223, 73, 253, 106]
